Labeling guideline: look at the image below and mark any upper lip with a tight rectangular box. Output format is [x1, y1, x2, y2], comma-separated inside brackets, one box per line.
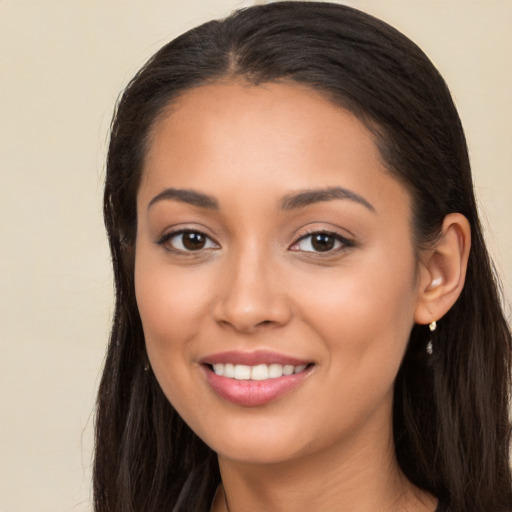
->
[200, 350, 312, 366]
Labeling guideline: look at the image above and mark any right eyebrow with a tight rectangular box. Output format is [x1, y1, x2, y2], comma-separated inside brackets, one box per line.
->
[280, 186, 375, 213]
[147, 188, 219, 210]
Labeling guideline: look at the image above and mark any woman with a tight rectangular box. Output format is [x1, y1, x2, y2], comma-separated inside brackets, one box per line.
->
[94, 2, 512, 511]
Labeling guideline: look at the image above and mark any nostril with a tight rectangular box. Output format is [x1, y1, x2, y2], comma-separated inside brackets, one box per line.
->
[213, 291, 293, 332]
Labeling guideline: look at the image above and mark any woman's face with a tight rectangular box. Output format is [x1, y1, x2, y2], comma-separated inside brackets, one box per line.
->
[135, 82, 426, 465]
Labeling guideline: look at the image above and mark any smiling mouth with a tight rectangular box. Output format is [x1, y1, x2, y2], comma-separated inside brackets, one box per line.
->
[203, 362, 314, 406]
[207, 362, 311, 380]
[200, 351, 315, 406]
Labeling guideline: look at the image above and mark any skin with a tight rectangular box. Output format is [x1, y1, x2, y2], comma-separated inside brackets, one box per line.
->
[135, 82, 469, 512]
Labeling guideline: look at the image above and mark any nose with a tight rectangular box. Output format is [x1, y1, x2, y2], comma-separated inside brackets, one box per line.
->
[213, 248, 292, 333]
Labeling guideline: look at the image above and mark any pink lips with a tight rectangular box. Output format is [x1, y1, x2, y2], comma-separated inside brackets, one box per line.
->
[201, 350, 313, 407]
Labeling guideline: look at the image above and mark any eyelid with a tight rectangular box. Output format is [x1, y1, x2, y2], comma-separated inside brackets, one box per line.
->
[154, 225, 354, 254]
[289, 229, 354, 253]
[155, 228, 220, 253]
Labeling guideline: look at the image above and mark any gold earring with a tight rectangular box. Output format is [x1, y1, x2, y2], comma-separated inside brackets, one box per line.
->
[429, 320, 437, 332]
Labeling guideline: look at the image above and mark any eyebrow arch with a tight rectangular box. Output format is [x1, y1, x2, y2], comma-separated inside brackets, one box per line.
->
[280, 186, 375, 212]
[148, 188, 219, 210]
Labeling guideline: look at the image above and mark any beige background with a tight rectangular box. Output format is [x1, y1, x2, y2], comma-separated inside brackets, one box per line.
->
[1, 1, 510, 511]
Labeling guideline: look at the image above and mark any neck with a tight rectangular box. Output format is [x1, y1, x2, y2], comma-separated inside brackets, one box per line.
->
[212, 421, 436, 512]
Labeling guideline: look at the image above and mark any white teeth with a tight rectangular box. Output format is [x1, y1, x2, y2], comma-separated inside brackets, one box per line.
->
[251, 364, 269, 381]
[268, 363, 283, 378]
[213, 363, 224, 375]
[211, 363, 309, 380]
[224, 363, 235, 378]
[234, 364, 251, 380]
[283, 365, 294, 376]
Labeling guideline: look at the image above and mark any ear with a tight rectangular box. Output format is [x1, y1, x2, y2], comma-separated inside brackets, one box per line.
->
[414, 213, 471, 326]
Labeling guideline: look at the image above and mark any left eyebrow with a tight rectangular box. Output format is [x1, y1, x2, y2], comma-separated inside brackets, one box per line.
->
[147, 188, 219, 210]
[280, 186, 376, 212]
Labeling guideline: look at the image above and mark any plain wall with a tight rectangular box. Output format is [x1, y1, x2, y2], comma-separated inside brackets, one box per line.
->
[1, 1, 510, 510]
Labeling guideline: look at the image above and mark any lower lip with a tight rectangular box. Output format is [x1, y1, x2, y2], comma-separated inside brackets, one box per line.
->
[203, 366, 311, 407]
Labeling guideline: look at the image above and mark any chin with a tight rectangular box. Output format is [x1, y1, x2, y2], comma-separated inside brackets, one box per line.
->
[194, 415, 324, 467]
[214, 440, 303, 466]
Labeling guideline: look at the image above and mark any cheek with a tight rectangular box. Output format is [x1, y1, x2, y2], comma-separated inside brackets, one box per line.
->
[135, 245, 210, 337]
[299, 253, 418, 376]
[134, 254, 209, 415]
[134, 244, 211, 380]
[293, 262, 418, 444]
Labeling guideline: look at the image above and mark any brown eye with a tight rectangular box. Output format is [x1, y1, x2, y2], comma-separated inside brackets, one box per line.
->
[311, 233, 336, 252]
[160, 230, 218, 252]
[291, 231, 352, 253]
[182, 231, 206, 250]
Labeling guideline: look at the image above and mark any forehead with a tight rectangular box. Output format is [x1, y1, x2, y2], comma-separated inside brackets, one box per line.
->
[145, 81, 379, 166]
[140, 81, 410, 218]
[149, 81, 375, 152]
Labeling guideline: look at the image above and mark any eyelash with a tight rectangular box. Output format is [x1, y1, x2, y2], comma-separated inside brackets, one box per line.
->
[155, 229, 354, 254]
[289, 230, 354, 254]
[156, 229, 218, 253]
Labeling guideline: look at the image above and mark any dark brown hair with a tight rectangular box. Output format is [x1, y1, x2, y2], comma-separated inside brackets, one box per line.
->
[95, 2, 512, 511]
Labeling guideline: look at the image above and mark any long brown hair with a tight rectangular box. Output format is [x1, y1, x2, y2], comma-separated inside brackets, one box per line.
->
[95, 3, 512, 511]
